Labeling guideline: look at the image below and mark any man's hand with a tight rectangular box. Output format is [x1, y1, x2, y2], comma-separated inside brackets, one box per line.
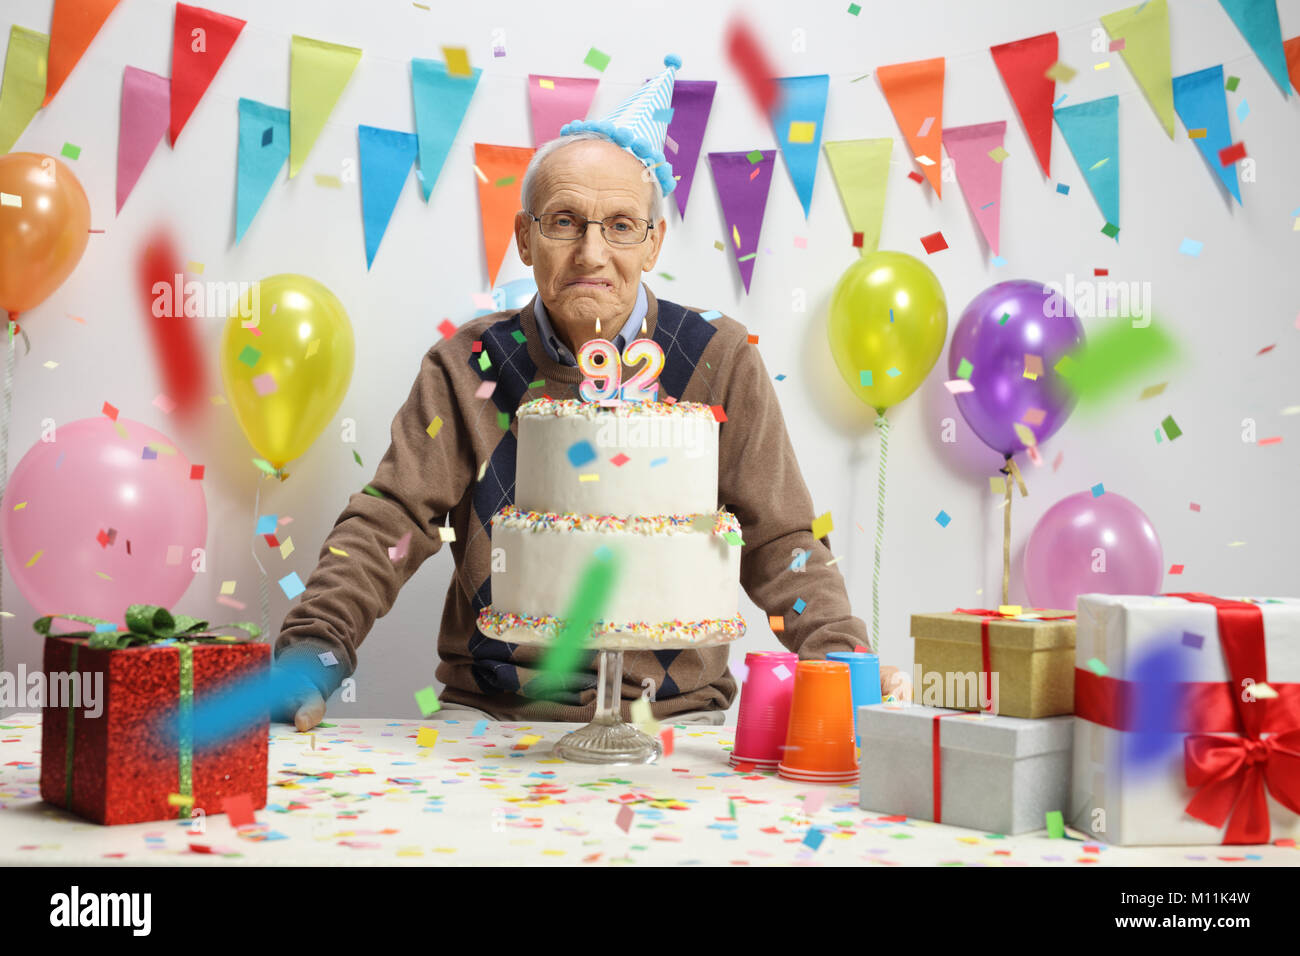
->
[879, 664, 913, 702]
[270, 665, 327, 732]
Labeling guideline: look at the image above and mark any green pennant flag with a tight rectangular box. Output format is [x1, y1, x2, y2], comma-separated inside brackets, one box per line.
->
[1101, 0, 1175, 138]
[823, 138, 893, 256]
[289, 34, 362, 179]
[0, 25, 49, 154]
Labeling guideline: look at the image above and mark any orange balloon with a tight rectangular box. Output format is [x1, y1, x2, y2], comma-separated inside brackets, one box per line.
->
[0, 152, 91, 317]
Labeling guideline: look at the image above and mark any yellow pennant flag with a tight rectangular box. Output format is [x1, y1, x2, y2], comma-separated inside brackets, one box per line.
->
[289, 35, 363, 178]
[1100, 0, 1174, 138]
[0, 26, 49, 154]
[823, 138, 893, 256]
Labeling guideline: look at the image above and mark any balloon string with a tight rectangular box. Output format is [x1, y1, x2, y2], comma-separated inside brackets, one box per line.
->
[871, 413, 889, 655]
[251, 478, 271, 640]
[0, 314, 13, 679]
[1001, 457, 1012, 608]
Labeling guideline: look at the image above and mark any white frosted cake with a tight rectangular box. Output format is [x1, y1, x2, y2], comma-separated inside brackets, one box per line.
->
[476, 397, 747, 649]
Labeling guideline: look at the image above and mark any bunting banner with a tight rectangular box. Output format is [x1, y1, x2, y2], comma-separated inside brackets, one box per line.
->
[1217, 0, 1292, 96]
[1054, 96, 1120, 235]
[0, 25, 49, 155]
[876, 57, 945, 197]
[1101, 0, 1175, 138]
[1287, 35, 1300, 93]
[989, 32, 1057, 178]
[170, 3, 246, 147]
[708, 149, 776, 294]
[359, 125, 419, 269]
[772, 74, 829, 218]
[664, 79, 716, 220]
[411, 59, 481, 202]
[116, 66, 171, 214]
[474, 143, 534, 287]
[528, 74, 599, 146]
[289, 35, 362, 179]
[823, 138, 892, 256]
[235, 98, 290, 243]
[42, 0, 122, 108]
[1172, 65, 1241, 203]
[942, 121, 1006, 255]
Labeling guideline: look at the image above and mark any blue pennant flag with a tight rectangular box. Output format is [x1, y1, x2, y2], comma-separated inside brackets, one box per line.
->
[411, 59, 483, 202]
[1217, 0, 1292, 96]
[1054, 95, 1120, 235]
[772, 75, 829, 218]
[1172, 65, 1241, 203]
[235, 98, 290, 244]
[359, 124, 419, 269]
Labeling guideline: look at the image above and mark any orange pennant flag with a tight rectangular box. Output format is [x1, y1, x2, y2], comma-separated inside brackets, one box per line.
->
[42, 0, 124, 107]
[474, 143, 535, 287]
[876, 57, 945, 197]
[1285, 36, 1300, 95]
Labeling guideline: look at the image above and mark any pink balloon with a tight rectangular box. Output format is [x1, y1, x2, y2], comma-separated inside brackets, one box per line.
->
[1023, 490, 1163, 612]
[1, 417, 206, 632]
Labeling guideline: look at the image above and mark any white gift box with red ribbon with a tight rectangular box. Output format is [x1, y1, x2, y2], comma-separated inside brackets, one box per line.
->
[1070, 593, 1300, 846]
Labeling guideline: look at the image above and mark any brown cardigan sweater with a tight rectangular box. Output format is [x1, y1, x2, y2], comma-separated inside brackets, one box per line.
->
[274, 284, 870, 720]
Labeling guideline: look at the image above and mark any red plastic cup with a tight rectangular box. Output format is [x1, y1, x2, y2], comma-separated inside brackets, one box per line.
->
[730, 651, 799, 769]
[778, 660, 859, 783]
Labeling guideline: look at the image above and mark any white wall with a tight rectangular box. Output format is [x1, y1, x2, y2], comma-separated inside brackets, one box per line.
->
[3, 0, 1298, 718]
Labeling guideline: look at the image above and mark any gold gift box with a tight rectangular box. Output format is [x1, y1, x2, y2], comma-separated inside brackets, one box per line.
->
[910, 610, 1076, 718]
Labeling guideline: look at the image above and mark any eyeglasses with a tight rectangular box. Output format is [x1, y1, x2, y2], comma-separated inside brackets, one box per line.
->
[524, 211, 654, 245]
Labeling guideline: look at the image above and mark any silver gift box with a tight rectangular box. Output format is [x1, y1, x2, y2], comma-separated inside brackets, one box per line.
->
[857, 703, 1074, 834]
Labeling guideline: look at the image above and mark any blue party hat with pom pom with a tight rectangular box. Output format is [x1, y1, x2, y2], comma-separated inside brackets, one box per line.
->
[559, 54, 681, 198]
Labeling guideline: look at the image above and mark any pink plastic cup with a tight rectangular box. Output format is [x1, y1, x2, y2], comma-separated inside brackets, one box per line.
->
[731, 651, 800, 769]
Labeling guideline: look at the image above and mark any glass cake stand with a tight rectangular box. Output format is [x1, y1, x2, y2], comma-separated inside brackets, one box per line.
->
[552, 649, 661, 765]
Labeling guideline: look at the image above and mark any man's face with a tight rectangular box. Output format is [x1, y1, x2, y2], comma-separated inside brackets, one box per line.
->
[515, 139, 666, 331]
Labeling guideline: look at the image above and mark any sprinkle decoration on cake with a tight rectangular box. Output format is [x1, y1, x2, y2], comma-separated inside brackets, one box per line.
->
[517, 396, 715, 420]
[476, 607, 748, 646]
[490, 504, 742, 537]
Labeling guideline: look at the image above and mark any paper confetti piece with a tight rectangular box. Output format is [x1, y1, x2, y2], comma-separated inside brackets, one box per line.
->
[1091, 483, 1105, 497]
[1161, 415, 1182, 440]
[1013, 422, 1037, 447]
[990, 476, 1007, 495]
[252, 373, 277, 396]
[443, 46, 472, 77]
[1169, 564, 1184, 575]
[1022, 407, 1046, 426]
[659, 727, 674, 756]
[1023, 354, 1043, 379]
[1139, 383, 1167, 400]
[956, 358, 973, 379]
[788, 121, 816, 143]
[0, 192, 21, 208]
[314, 174, 343, 189]
[1218, 142, 1246, 166]
[438, 526, 456, 542]
[318, 650, 338, 666]
[792, 598, 807, 614]
[811, 511, 833, 540]
[935, 510, 951, 528]
[1045, 810, 1065, 838]
[388, 531, 412, 562]
[616, 804, 634, 832]
[413, 686, 441, 716]
[1182, 631, 1204, 650]
[427, 417, 444, 439]
[768, 615, 785, 632]
[944, 379, 974, 394]
[416, 727, 439, 747]
[1045, 61, 1077, 83]
[167, 793, 195, 808]
[1086, 657, 1109, 677]
[987, 146, 1009, 163]
[860, 370, 873, 387]
[278, 572, 305, 600]
[920, 231, 948, 254]
[584, 47, 611, 72]
[567, 440, 597, 467]
[1179, 238, 1203, 257]
[803, 829, 825, 850]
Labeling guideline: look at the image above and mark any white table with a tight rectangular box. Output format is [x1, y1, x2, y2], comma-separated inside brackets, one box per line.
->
[2, 714, 1296, 866]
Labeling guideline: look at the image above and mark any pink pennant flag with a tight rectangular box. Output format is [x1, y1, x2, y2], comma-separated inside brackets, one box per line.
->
[116, 66, 171, 214]
[528, 75, 599, 146]
[942, 121, 1007, 255]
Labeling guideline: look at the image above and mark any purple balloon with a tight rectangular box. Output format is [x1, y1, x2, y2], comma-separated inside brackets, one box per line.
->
[1023, 490, 1163, 612]
[948, 279, 1084, 457]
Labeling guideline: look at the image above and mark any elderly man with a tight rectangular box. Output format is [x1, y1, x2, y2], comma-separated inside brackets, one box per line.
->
[273, 56, 910, 731]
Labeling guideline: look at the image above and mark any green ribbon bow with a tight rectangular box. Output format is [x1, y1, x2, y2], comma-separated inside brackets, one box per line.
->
[36, 605, 262, 819]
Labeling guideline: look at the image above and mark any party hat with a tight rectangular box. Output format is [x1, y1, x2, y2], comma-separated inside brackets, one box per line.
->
[559, 54, 681, 197]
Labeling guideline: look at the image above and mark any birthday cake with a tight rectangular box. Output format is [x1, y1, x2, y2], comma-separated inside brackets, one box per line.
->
[475, 397, 747, 648]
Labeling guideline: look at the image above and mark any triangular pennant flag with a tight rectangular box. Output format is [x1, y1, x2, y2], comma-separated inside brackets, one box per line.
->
[0, 26, 48, 154]
[990, 32, 1058, 178]
[876, 57, 945, 196]
[359, 125, 419, 269]
[1172, 65, 1241, 204]
[474, 143, 534, 287]
[235, 98, 290, 243]
[1054, 96, 1120, 234]
[1101, 0, 1175, 138]
[411, 59, 481, 201]
[42, 0, 122, 107]
[772, 75, 828, 218]
[1218, 0, 1291, 96]
[1286, 35, 1300, 94]
[823, 138, 892, 256]
[528, 74, 599, 146]
[116, 66, 170, 214]
[170, 3, 246, 147]
[664, 79, 715, 220]
[289, 35, 362, 179]
[708, 150, 776, 294]
[942, 121, 1007, 255]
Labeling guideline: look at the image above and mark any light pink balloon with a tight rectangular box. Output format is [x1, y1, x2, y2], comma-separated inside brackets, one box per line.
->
[1, 417, 206, 632]
[1023, 490, 1163, 612]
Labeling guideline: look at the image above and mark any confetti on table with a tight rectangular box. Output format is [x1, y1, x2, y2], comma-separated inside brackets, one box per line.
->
[416, 727, 439, 747]
[1045, 811, 1065, 838]
[413, 686, 441, 716]
[803, 829, 825, 851]
[222, 793, 256, 827]
[935, 510, 951, 528]
[616, 804, 634, 833]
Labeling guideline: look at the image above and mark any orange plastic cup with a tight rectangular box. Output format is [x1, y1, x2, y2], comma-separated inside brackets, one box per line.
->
[777, 660, 859, 783]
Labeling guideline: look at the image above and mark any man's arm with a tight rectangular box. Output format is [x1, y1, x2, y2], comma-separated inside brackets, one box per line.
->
[274, 342, 476, 712]
[715, 334, 909, 695]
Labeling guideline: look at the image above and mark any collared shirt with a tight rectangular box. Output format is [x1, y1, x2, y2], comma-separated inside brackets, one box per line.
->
[533, 282, 648, 366]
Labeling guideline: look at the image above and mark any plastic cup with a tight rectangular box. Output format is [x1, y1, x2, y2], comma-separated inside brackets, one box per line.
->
[730, 651, 799, 769]
[827, 651, 882, 745]
[777, 660, 859, 783]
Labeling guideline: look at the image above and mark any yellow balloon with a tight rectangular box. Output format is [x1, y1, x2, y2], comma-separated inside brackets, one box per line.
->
[221, 274, 355, 469]
[827, 251, 948, 414]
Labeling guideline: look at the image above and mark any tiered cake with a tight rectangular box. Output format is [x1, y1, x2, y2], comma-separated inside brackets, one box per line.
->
[476, 397, 747, 648]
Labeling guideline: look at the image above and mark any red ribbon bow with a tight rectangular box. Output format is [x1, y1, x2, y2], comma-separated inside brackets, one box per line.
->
[1183, 730, 1300, 844]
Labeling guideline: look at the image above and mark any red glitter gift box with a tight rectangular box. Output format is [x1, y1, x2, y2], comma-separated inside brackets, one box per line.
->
[38, 608, 270, 826]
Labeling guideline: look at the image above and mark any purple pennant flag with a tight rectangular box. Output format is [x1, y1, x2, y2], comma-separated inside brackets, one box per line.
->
[665, 79, 716, 220]
[117, 66, 171, 214]
[707, 149, 776, 294]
